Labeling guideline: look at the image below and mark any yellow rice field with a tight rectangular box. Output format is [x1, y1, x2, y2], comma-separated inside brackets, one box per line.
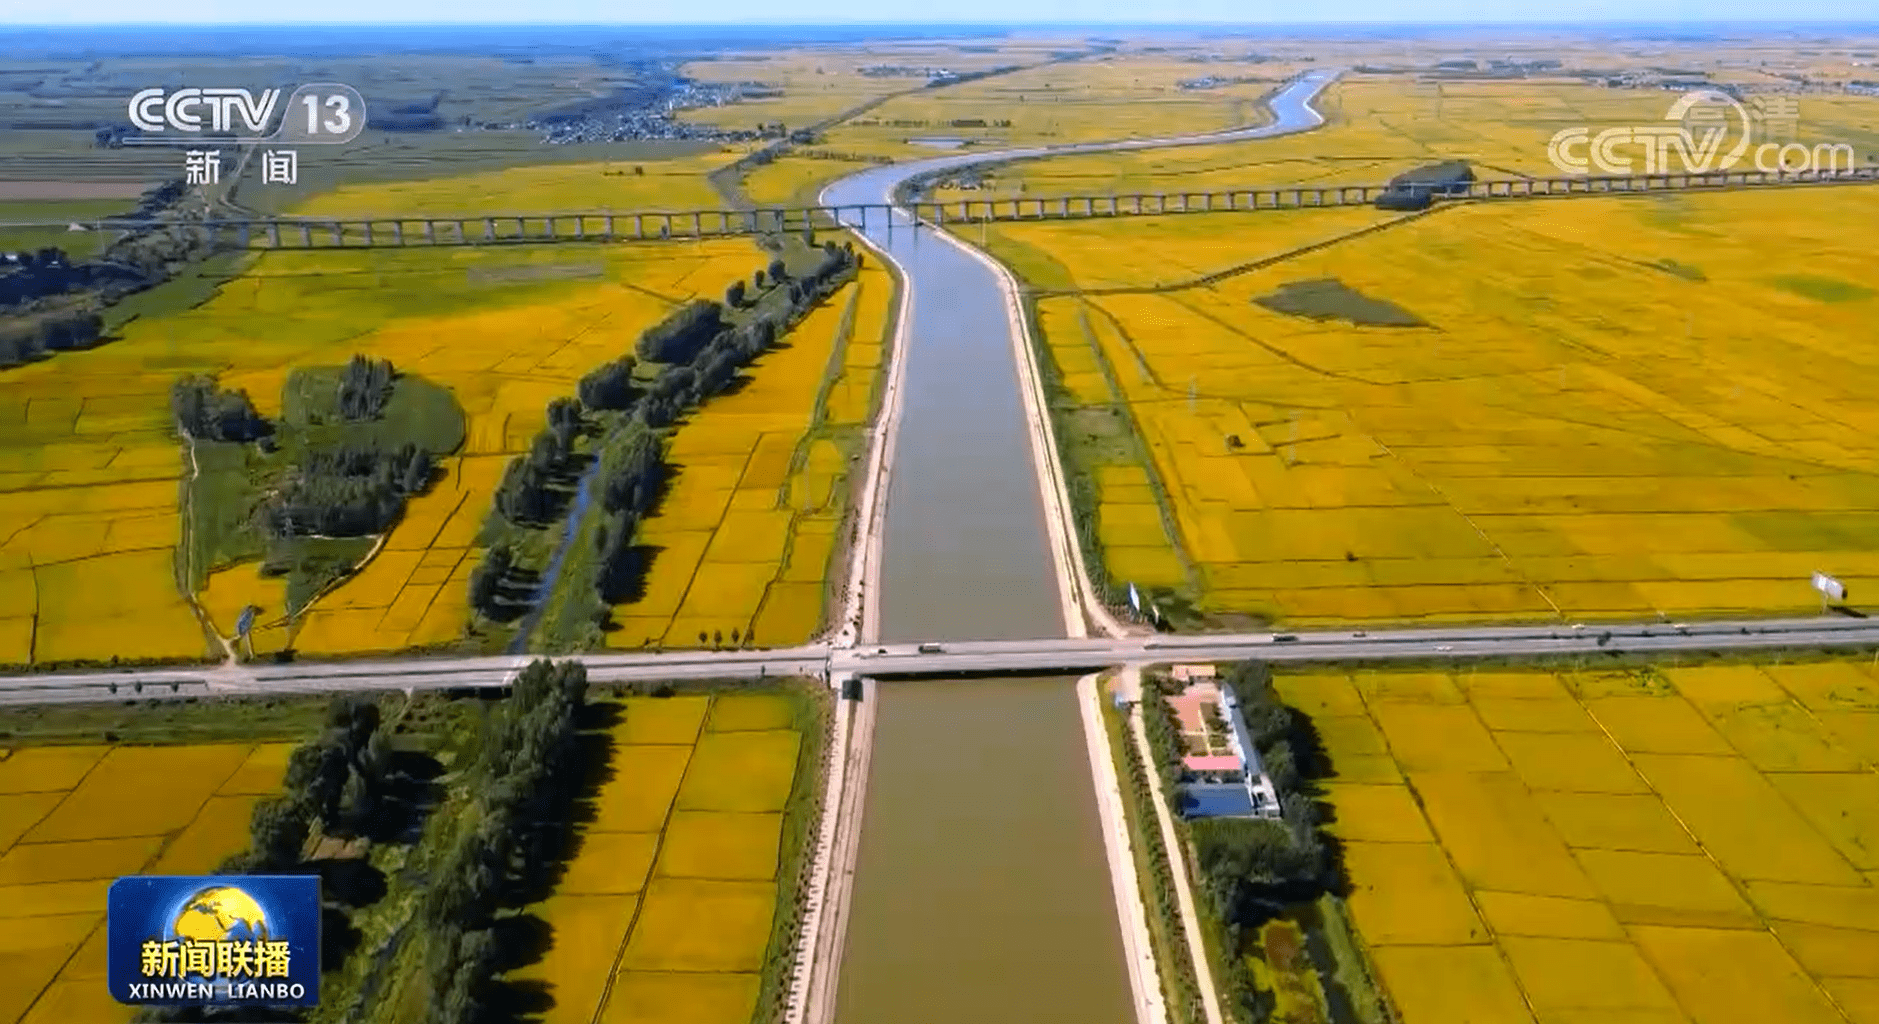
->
[511, 692, 806, 1024]
[1008, 187, 1879, 625]
[1, 179, 757, 664]
[676, 45, 1030, 135]
[604, 260, 893, 649]
[292, 158, 731, 217]
[931, 73, 1879, 203]
[821, 53, 1317, 161]
[1284, 657, 1879, 1024]
[0, 741, 290, 1024]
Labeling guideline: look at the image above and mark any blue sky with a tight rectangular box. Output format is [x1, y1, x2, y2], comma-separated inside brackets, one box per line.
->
[8, 1, 1879, 25]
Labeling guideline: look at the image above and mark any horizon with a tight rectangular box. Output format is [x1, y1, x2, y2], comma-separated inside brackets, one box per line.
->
[8, 14, 1879, 28]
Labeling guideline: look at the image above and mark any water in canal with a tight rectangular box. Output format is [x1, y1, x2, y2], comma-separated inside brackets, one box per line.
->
[823, 165, 1135, 1024]
[821, 71, 1338, 1024]
[831, 676, 1133, 1024]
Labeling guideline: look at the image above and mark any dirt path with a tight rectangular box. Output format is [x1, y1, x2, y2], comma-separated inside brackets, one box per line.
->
[1123, 664, 1226, 1024]
[1080, 671, 1172, 1024]
[798, 674, 877, 1024]
[177, 436, 240, 667]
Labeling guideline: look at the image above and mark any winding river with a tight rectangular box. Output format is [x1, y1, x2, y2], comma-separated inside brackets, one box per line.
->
[819, 71, 1338, 1024]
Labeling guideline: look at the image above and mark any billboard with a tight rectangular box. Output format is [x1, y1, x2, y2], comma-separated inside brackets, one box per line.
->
[108, 875, 321, 1007]
[1813, 572, 1848, 603]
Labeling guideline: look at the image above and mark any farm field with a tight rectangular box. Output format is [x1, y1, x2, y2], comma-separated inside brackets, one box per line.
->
[1281, 657, 1879, 1024]
[1, 203, 757, 666]
[819, 53, 1315, 162]
[0, 199, 129, 260]
[924, 76, 1702, 202]
[926, 73, 1879, 204]
[289, 157, 731, 218]
[999, 187, 1879, 626]
[510, 691, 812, 1024]
[739, 152, 881, 208]
[604, 259, 894, 649]
[0, 740, 292, 1024]
[675, 39, 1124, 136]
[675, 47, 983, 134]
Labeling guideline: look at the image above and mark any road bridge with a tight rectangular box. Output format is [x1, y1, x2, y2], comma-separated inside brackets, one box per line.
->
[9, 167, 1875, 252]
[4, 614, 1877, 707]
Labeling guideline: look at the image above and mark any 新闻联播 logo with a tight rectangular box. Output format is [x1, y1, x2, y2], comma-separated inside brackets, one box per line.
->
[108, 875, 321, 1007]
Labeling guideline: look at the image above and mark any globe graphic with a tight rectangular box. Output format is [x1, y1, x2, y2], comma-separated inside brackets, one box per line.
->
[171, 886, 271, 943]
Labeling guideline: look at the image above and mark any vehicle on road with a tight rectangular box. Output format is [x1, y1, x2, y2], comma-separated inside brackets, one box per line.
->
[1274, 634, 1298, 643]
[918, 642, 944, 653]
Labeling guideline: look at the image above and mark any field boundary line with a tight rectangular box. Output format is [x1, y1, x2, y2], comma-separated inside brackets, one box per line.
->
[656, 437, 760, 647]
[1570, 674, 1859, 1024]
[10, 742, 156, 1024]
[1357, 683, 1546, 1024]
[1369, 436, 1564, 621]
[588, 696, 711, 1024]
[1068, 299, 1205, 598]
[1031, 206, 1444, 299]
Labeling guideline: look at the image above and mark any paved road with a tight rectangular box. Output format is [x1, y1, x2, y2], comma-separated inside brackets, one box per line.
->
[5, 614, 1876, 706]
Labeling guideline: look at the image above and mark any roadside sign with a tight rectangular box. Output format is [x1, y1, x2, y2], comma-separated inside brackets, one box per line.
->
[1128, 582, 1142, 614]
[1813, 572, 1848, 603]
[236, 605, 256, 637]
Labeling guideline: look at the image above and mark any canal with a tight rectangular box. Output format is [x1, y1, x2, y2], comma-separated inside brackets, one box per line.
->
[821, 70, 1340, 1024]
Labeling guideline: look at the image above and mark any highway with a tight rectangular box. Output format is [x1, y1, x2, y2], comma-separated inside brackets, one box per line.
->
[4, 614, 1876, 707]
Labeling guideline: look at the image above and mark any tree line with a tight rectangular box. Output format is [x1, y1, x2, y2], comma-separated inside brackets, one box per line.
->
[473, 243, 862, 626]
[491, 397, 583, 528]
[267, 442, 435, 538]
[137, 697, 397, 1023]
[226, 696, 394, 877]
[418, 659, 591, 1024]
[170, 376, 273, 443]
[0, 304, 104, 367]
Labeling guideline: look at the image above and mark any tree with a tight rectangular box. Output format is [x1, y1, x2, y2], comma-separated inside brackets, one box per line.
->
[170, 375, 270, 443]
[337, 354, 396, 420]
[249, 796, 310, 870]
[470, 542, 513, 616]
[340, 698, 381, 770]
[767, 258, 787, 283]
[636, 300, 726, 364]
[578, 358, 636, 410]
[753, 269, 766, 290]
[312, 744, 351, 827]
[698, 630, 708, 646]
[338, 770, 375, 836]
[712, 629, 723, 649]
[725, 279, 746, 307]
